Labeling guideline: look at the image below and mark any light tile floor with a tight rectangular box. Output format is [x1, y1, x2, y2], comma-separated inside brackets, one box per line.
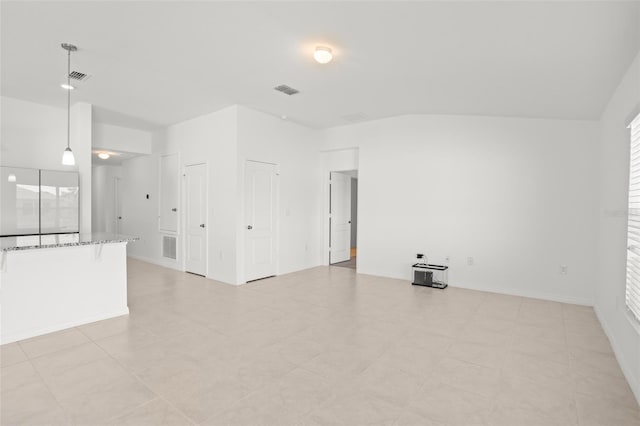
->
[1, 258, 639, 425]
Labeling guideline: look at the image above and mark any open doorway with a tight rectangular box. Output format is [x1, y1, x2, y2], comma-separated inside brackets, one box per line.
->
[330, 170, 358, 270]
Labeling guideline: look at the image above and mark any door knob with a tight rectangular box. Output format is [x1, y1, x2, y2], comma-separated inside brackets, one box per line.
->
[118, 216, 122, 220]
[171, 208, 177, 212]
[200, 224, 205, 228]
[247, 225, 253, 230]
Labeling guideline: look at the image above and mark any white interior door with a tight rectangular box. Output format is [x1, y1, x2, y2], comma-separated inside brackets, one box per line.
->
[245, 161, 277, 282]
[330, 172, 351, 264]
[185, 164, 207, 276]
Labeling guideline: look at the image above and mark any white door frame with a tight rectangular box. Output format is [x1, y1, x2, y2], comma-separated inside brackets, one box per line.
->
[329, 171, 352, 264]
[155, 152, 181, 269]
[159, 153, 180, 234]
[240, 159, 279, 284]
[114, 177, 121, 234]
[182, 162, 208, 276]
[320, 149, 359, 266]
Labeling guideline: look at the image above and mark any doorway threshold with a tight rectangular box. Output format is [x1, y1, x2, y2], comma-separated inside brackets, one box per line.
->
[331, 257, 356, 270]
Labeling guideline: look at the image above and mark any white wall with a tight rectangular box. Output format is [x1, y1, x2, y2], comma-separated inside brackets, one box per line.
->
[164, 106, 239, 284]
[596, 50, 640, 404]
[1, 96, 92, 233]
[73, 103, 93, 233]
[236, 106, 323, 283]
[91, 123, 153, 239]
[119, 154, 160, 260]
[93, 123, 152, 155]
[108, 130, 168, 266]
[92, 165, 122, 233]
[129, 106, 324, 285]
[324, 115, 599, 305]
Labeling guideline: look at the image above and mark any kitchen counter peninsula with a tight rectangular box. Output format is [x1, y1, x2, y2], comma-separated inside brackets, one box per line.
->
[0, 232, 137, 344]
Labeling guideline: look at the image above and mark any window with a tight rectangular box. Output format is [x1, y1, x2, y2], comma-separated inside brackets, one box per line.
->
[626, 112, 640, 323]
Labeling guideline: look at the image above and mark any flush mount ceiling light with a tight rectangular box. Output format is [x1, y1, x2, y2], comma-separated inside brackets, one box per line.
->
[61, 43, 77, 166]
[98, 152, 110, 160]
[313, 46, 333, 64]
[7, 174, 16, 183]
[60, 83, 75, 90]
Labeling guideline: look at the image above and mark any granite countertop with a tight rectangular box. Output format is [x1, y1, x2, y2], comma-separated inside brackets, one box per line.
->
[0, 233, 139, 252]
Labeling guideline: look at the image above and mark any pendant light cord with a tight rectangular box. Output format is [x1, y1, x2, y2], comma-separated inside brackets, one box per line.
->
[67, 48, 71, 150]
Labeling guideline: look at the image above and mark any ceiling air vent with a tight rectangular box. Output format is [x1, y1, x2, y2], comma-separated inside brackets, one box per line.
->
[274, 85, 299, 96]
[68, 71, 90, 81]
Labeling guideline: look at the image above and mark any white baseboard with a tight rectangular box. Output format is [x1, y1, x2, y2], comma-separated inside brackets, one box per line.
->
[449, 281, 594, 306]
[334, 265, 594, 306]
[237, 262, 324, 286]
[594, 304, 640, 406]
[127, 253, 182, 271]
[207, 274, 240, 286]
[1, 307, 130, 345]
[128, 254, 244, 285]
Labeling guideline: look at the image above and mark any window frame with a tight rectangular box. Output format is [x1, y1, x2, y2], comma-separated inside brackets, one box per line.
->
[625, 112, 640, 327]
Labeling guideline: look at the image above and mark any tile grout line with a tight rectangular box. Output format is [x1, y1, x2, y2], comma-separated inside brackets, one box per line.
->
[90, 331, 199, 426]
[16, 329, 89, 363]
[0, 341, 29, 369]
[14, 327, 99, 424]
[468, 295, 523, 423]
[22, 354, 72, 424]
[63, 317, 195, 425]
[563, 306, 582, 426]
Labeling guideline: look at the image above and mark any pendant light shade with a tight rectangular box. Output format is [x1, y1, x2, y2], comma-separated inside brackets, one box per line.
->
[62, 147, 75, 165]
[61, 43, 77, 166]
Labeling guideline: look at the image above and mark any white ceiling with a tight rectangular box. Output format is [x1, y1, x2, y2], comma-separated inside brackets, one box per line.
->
[2, 1, 639, 129]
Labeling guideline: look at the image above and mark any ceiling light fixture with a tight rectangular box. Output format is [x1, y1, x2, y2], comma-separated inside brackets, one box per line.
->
[60, 83, 75, 90]
[98, 152, 110, 160]
[313, 46, 333, 64]
[7, 174, 16, 183]
[61, 43, 77, 166]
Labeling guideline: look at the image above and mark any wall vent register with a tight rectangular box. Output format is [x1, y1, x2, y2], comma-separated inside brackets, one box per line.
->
[162, 235, 177, 260]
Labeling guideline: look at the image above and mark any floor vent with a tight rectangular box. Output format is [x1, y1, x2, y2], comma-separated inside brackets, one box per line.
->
[162, 236, 177, 260]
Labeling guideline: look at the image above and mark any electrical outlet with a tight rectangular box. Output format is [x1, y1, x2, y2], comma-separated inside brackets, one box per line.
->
[560, 265, 568, 274]
[467, 257, 474, 266]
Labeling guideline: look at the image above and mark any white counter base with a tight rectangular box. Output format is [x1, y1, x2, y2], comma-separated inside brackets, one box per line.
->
[1, 242, 129, 344]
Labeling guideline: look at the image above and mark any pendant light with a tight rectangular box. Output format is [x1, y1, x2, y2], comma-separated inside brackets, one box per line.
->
[61, 43, 77, 166]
